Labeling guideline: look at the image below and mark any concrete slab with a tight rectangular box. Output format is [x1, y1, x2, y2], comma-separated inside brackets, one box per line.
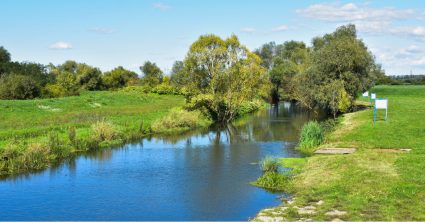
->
[377, 148, 411, 153]
[314, 148, 356, 155]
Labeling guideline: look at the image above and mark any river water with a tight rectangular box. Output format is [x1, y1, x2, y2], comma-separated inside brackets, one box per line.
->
[0, 102, 325, 221]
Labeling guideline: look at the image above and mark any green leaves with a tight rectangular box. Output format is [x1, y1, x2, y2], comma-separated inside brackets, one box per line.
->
[183, 34, 269, 123]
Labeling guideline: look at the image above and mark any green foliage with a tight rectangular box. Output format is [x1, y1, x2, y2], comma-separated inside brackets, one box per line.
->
[151, 108, 211, 133]
[293, 24, 384, 112]
[184, 34, 270, 123]
[140, 61, 163, 87]
[237, 99, 264, 116]
[170, 60, 187, 87]
[260, 156, 279, 173]
[297, 121, 324, 155]
[0, 74, 41, 99]
[103, 66, 138, 89]
[151, 83, 178, 95]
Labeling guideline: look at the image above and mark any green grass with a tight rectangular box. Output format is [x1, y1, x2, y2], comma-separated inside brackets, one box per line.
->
[0, 90, 186, 176]
[256, 85, 425, 221]
[297, 121, 324, 156]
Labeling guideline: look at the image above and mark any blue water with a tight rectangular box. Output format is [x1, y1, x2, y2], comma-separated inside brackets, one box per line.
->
[0, 102, 323, 220]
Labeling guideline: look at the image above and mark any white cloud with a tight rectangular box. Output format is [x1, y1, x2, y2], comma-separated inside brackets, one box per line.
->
[89, 27, 115, 34]
[296, 3, 414, 22]
[271, 25, 288, 32]
[153, 2, 170, 11]
[240, 27, 256, 33]
[411, 56, 425, 66]
[417, 11, 425, 21]
[49, 42, 73, 49]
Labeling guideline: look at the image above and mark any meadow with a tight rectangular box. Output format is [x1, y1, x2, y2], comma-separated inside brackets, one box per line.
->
[0, 90, 189, 176]
[255, 85, 425, 221]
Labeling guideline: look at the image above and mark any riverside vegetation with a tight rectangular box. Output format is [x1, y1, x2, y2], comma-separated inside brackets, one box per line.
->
[252, 85, 425, 221]
[2, 23, 390, 210]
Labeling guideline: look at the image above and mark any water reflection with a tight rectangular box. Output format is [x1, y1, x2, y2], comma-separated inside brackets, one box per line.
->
[0, 102, 326, 221]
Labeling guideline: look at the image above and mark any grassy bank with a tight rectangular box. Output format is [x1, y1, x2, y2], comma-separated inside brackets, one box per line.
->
[0, 91, 191, 177]
[254, 85, 425, 221]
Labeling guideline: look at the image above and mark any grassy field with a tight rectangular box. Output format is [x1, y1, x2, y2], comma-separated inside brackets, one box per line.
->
[255, 85, 425, 221]
[0, 90, 186, 176]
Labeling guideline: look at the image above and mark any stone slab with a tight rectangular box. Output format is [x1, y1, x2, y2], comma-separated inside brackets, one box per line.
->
[314, 148, 356, 155]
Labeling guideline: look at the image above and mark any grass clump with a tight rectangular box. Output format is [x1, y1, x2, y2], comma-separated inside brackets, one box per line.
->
[251, 156, 289, 191]
[297, 121, 324, 156]
[260, 156, 279, 173]
[151, 108, 211, 133]
[91, 120, 116, 142]
[251, 172, 288, 191]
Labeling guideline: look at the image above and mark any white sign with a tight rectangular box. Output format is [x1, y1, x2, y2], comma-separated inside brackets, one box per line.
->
[375, 99, 387, 109]
[371, 93, 376, 99]
[362, 91, 369, 97]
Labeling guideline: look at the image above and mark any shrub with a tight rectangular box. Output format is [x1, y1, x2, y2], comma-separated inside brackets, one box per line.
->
[297, 121, 324, 156]
[151, 109, 210, 133]
[91, 120, 116, 142]
[121, 85, 151, 94]
[151, 83, 178, 95]
[260, 156, 279, 173]
[238, 99, 264, 116]
[0, 74, 41, 99]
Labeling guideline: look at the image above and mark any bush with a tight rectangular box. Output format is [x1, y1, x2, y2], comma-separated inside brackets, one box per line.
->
[0, 74, 41, 99]
[260, 156, 279, 173]
[151, 109, 210, 133]
[91, 120, 116, 141]
[238, 99, 264, 116]
[297, 121, 324, 156]
[151, 83, 178, 95]
[121, 85, 152, 94]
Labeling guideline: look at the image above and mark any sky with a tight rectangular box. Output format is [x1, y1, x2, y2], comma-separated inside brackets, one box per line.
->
[1, 0, 425, 75]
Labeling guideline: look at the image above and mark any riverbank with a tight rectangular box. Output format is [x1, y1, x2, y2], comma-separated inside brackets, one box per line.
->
[253, 85, 425, 221]
[0, 91, 190, 177]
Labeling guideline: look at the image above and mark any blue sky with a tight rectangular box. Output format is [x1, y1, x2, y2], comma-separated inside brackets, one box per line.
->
[1, 0, 425, 75]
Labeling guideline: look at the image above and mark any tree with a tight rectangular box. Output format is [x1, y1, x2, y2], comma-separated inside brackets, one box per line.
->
[254, 42, 277, 69]
[0, 46, 11, 76]
[140, 61, 163, 87]
[75, 63, 103, 90]
[291, 24, 385, 116]
[0, 74, 40, 99]
[184, 34, 270, 123]
[103, 66, 138, 89]
[169, 61, 186, 87]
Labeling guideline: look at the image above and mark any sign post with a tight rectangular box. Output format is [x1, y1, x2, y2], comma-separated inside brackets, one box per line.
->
[374, 98, 388, 122]
[362, 91, 369, 97]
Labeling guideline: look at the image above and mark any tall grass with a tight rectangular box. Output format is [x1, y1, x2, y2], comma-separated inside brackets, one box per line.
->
[297, 121, 324, 156]
[260, 156, 279, 173]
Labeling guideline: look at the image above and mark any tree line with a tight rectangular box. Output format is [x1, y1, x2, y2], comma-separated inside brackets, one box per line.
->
[0, 24, 386, 121]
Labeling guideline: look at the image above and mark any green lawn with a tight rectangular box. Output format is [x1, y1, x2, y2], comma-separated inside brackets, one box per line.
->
[256, 85, 425, 221]
[0, 91, 185, 176]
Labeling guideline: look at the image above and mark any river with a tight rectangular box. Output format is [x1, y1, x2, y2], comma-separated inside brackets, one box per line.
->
[0, 102, 325, 221]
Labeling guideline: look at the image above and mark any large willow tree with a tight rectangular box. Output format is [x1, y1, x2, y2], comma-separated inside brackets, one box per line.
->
[183, 34, 270, 123]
